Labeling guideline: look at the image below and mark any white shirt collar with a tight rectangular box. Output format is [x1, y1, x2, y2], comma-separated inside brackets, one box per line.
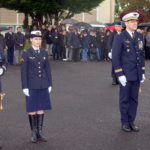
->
[126, 29, 135, 38]
[117, 31, 121, 35]
[32, 46, 40, 51]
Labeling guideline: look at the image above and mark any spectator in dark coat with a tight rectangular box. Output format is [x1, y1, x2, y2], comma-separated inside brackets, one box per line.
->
[65, 29, 72, 61]
[70, 28, 81, 62]
[103, 30, 111, 61]
[96, 28, 105, 60]
[89, 31, 100, 61]
[80, 30, 90, 62]
[45, 26, 53, 56]
[52, 29, 60, 60]
[14, 27, 26, 65]
[40, 24, 47, 48]
[59, 31, 66, 59]
[5, 27, 15, 64]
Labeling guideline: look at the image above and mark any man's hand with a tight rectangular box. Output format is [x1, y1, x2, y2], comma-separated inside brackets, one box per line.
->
[23, 88, 30, 96]
[48, 86, 52, 93]
[141, 74, 146, 83]
[118, 75, 127, 87]
[108, 52, 112, 59]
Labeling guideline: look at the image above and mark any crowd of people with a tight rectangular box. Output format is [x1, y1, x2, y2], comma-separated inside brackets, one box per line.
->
[0, 23, 150, 65]
[0, 24, 111, 64]
[31, 24, 111, 62]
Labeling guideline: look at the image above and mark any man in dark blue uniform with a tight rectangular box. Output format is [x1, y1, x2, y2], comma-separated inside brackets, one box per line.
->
[112, 12, 145, 132]
[21, 30, 52, 143]
[108, 22, 122, 85]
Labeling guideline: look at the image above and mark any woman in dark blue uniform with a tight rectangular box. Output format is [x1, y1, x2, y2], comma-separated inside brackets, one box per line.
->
[20, 30, 52, 143]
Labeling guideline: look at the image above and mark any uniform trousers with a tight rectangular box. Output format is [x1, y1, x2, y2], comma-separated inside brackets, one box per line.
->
[119, 81, 140, 125]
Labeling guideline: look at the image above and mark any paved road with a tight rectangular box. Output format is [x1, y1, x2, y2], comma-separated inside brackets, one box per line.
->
[0, 60, 150, 150]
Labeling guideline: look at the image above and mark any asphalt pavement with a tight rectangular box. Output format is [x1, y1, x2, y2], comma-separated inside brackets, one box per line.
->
[0, 60, 150, 150]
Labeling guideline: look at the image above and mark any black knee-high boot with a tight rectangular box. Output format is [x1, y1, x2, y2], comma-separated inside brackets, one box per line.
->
[37, 114, 47, 142]
[28, 115, 38, 143]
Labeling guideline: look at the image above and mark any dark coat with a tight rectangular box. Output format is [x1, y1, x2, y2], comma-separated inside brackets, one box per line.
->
[59, 34, 66, 47]
[89, 35, 98, 48]
[52, 32, 59, 44]
[112, 30, 145, 81]
[70, 33, 81, 48]
[14, 32, 26, 50]
[21, 47, 52, 89]
[96, 31, 105, 48]
[45, 30, 53, 44]
[65, 32, 72, 47]
[80, 35, 90, 49]
[5, 32, 15, 48]
[107, 30, 117, 52]
[41, 29, 47, 41]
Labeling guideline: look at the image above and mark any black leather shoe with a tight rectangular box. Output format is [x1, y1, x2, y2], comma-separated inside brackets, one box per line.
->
[37, 114, 47, 142]
[122, 125, 132, 132]
[31, 130, 38, 143]
[37, 131, 47, 142]
[28, 115, 38, 143]
[129, 123, 140, 132]
[112, 78, 119, 85]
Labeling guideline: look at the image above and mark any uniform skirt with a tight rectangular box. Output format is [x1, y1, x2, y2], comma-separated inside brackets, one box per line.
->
[26, 88, 52, 113]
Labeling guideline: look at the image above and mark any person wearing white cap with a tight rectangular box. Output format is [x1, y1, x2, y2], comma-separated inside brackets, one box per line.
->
[112, 12, 145, 132]
[20, 30, 52, 143]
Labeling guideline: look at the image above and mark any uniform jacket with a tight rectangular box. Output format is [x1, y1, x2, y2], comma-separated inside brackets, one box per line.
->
[5, 32, 15, 48]
[112, 30, 145, 81]
[107, 30, 117, 52]
[21, 47, 52, 89]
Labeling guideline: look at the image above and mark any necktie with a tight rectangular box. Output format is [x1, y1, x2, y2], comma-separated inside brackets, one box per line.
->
[35, 49, 40, 53]
[132, 33, 135, 39]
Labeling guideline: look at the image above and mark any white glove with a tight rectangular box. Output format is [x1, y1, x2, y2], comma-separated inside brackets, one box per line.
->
[118, 75, 127, 87]
[108, 52, 112, 59]
[48, 86, 52, 93]
[23, 88, 30, 96]
[141, 74, 146, 83]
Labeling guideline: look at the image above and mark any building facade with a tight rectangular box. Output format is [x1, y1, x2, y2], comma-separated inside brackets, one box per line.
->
[72, 0, 115, 23]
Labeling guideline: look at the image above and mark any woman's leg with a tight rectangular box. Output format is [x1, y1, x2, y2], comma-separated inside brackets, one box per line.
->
[28, 112, 38, 143]
[36, 110, 47, 142]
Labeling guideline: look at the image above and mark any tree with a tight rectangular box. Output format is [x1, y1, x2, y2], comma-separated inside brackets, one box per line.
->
[0, 0, 104, 29]
[115, 0, 149, 21]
